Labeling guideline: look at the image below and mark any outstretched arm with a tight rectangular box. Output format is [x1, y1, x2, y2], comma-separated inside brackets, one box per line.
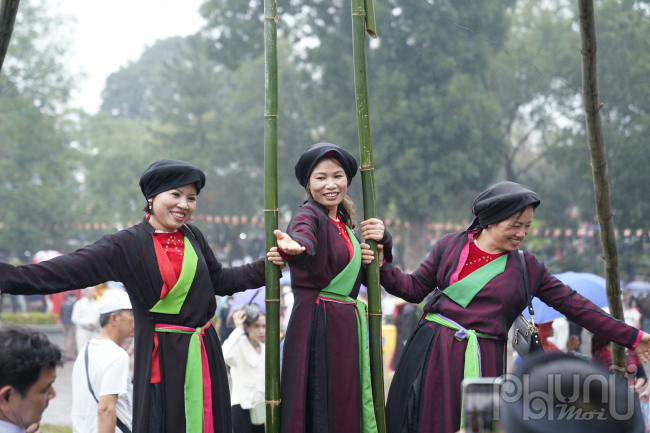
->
[0, 233, 127, 296]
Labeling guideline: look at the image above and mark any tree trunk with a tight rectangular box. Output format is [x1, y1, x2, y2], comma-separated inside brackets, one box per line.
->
[0, 0, 20, 72]
[350, 0, 385, 429]
[577, 0, 626, 377]
[263, 0, 281, 429]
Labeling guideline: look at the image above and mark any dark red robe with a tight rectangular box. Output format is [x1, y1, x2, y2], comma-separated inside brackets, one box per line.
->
[0, 218, 267, 432]
[380, 231, 640, 433]
[280, 199, 392, 433]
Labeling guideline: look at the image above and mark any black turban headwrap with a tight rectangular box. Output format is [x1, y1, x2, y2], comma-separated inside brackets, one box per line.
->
[139, 159, 206, 199]
[294, 143, 358, 188]
[468, 181, 540, 230]
[501, 352, 644, 433]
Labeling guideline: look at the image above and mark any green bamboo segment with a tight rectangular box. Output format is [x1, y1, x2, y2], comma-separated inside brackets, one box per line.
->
[263, 0, 281, 429]
[350, 0, 386, 430]
[364, 0, 377, 39]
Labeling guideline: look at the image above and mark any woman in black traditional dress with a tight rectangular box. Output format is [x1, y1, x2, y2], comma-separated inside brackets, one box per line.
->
[273, 143, 390, 433]
[376, 181, 650, 433]
[0, 159, 285, 433]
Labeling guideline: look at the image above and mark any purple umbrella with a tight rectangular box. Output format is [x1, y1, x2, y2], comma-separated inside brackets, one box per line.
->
[230, 287, 266, 312]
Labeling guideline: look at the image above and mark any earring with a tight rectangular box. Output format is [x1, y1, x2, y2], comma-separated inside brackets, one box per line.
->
[148, 201, 152, 210]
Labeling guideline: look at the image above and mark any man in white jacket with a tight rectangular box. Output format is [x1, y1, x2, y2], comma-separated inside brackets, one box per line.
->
[71, 287, 100, 353]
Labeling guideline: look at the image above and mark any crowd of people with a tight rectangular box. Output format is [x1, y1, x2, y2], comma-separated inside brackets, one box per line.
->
[1, 150, 650, 433]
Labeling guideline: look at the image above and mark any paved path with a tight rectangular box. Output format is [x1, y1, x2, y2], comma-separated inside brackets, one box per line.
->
[42, 361, 74, 426]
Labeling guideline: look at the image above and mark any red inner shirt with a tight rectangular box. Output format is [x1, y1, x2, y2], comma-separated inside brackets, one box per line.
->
[332, 216, 354, 260]
[150, 229, 185, 384]
[458, 240, 508, 280]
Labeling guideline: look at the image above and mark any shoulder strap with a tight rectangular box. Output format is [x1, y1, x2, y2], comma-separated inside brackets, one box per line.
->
[518, 250, 535, 319]
[84, 343, 99, 403]
[84, 343, 132, 433]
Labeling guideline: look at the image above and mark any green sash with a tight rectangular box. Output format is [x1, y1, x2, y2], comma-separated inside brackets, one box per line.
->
[443, 254, 507, 308]
[318, 224, 377, 433]
[425, 313, 498, 430]
[150, 236, 199, 315]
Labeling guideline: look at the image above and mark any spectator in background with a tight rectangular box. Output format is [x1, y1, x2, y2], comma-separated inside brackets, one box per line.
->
[624, 300, 642, 329]
[222, 305, 266, 433]
[382, 292, 397, 325]
[390, 299, 420, 371]
[60, 292, 78, 361]
[627, 256, 636, 284]
[639, 296, 650, 334]
[537, 322, 561, 353]
[71, 287, 99, 353]
[219, 296, 234, 342]
[71, 290, 134, 433]
[0, 327, 61, 433]
[591, 334, 647, 394]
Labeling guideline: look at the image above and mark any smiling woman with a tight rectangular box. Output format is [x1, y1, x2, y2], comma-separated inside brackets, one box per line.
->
[377, 181, 650, 433]
[0, 159, 287, 433]
[272, 143, 391, 433]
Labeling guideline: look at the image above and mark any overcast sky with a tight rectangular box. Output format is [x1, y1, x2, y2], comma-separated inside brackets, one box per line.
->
[55, 0, 204, 114]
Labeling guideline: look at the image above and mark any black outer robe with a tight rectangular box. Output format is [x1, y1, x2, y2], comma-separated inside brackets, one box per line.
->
[280, 199, 392, 433]
[0, 217, 267, 432]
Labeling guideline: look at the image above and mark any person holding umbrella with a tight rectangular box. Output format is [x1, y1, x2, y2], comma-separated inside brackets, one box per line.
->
[375, 181, 650, 433]
[273, 143, 390, 433]
[0, 159, 286, 433]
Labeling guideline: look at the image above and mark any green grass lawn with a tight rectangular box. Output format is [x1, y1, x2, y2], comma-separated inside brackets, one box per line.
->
[40, 425, 72, 433]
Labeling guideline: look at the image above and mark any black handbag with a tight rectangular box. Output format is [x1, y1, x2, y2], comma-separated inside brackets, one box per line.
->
[512, 251, 545, 358]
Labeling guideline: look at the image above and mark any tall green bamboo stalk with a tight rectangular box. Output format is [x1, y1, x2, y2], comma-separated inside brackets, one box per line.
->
[577, 0, 626, 378]
[350, 0, 385, 431]
[0, 0, 21, 72]
[263, 0, 281, 429]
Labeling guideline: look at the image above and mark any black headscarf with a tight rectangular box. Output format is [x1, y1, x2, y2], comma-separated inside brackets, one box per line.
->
[468, 181, 540, 230]
[294, 143, 358, 188]
[139, 159, 206, 199]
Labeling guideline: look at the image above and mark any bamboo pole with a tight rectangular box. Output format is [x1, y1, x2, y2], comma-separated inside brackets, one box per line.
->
[350, 0, 386, 430]
[577, 0, 626, 377]
[263, 0, 281, 428]
[0, 0, 20, 72]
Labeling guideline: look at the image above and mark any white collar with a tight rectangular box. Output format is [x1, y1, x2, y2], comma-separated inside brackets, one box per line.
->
[0, 420, 26, 433]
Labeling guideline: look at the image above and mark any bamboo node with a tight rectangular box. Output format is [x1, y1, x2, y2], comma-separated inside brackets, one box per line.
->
[368, 312, 383, 316]
[266, 400, 281, 405]
[359, 167, 374, 172]
[352, 13, 366, 17]
[263, 209, 279, 212]
[264, 114, 279, 118]
[266, 299, 281, 302]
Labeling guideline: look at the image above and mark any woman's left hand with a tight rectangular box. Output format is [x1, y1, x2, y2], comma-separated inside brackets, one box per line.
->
[360, 243, 384, 266]
[634, 331, 650, 363]
[361, 218, 385, 242]
[267, 247, 286, 270]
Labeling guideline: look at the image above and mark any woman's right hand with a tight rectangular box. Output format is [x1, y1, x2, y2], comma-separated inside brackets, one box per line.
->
[232, 310, 247, 330]
[273, 230, 306, 255]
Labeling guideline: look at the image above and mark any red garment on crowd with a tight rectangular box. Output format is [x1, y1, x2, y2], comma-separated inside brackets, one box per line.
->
[537, 322, 561, 353]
